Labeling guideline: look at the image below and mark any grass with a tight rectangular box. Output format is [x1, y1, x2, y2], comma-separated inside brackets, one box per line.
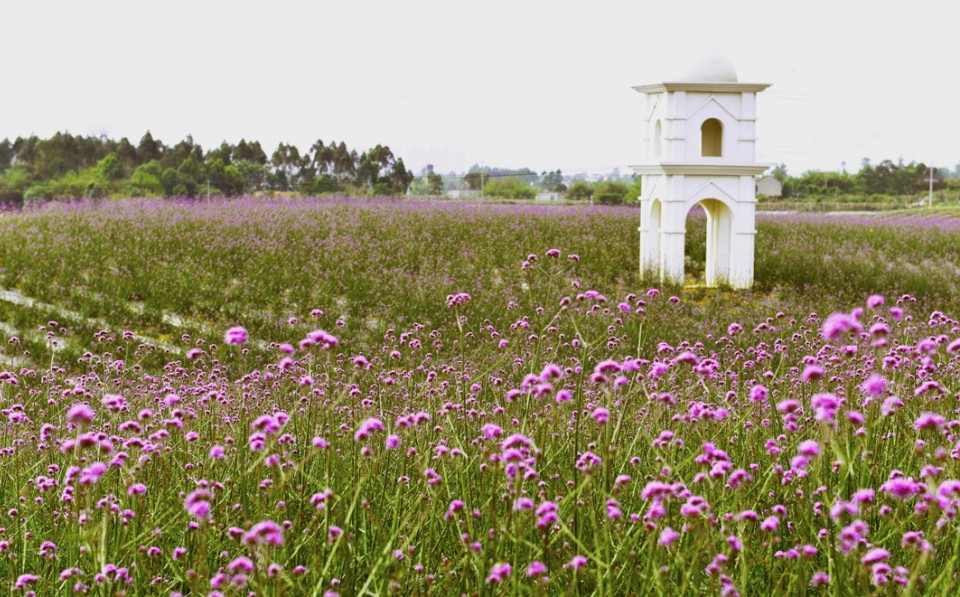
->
[0, 196, 958, 595]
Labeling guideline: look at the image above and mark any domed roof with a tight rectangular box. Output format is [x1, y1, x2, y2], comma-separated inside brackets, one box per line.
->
[676, 51, 738, 83]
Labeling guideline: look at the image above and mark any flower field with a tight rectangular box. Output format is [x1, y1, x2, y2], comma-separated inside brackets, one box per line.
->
[1, 197, 960, 595]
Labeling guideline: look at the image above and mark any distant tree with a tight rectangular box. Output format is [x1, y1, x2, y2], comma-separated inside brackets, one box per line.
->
[298, 175, 341, 195]
[357, 145, 412, 195]
[114, 137, 139, 169]
[33, 132, 80, 179]
[206, 141, 234, 166]
[0, 166, 31, 207]
[233, 159, 267, 193]
[482, 177, 535, 199]
[409, 164, 444, 196]
[234, 139, 268, 165]
[463, 171, 489, 191]
[125, 160, 164, 196]
[136, 131, 164, 164]
[270, 143, 302, 191]
[566, 179, 593, 201]
[539, 169, 565, 192]
[161, 168, 186, 196]
[95, 153, 125, 181]
[594, 180, 630, 205]
[0, 139, 12, 174]
[162, 136, 202, 169]
[207, 158, 244, 196]
[771, 163, 788, 182]
[177, 154, 205, 196]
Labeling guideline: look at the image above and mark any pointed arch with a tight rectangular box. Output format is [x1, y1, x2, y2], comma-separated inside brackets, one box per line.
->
[685, 198, 733, 286]
[701, 119, 723, 157]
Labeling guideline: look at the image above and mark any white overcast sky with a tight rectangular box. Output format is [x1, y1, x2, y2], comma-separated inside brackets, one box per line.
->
[3, 0, 958, 176]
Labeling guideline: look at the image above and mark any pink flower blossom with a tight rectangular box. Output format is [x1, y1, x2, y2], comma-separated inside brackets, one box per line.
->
[486, 562, 511, 583]
[67, 403, 95, 424]
[224, 326, 249, 345]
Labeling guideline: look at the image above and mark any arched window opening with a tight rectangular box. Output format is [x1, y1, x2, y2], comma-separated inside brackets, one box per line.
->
[701, 118, 723, 157]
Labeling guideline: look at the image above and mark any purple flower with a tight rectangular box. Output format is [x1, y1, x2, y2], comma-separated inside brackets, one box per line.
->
[821, 312, 863, 341]
[801, 364, 826, 382]
[302, 329, 339, 350]
[445, 293, 472, 308]
[591, 407, 610, 424]
[860, 374, 887, 397]
[224, 326, 249, 345]
[861, 548, 890, 565]
[526, 560, 547, 576]
[67, 403, 95, 424]
[243, 520, 284, 546]
[486, 562, 511, 583]
[880, 477, 924, 499]
[760, 516, 780, 531]
[658, 527, 680, 547]
[15, 574, 38, 589]
[798, 440, 820, 457]
[915, 412, 946, 431]
[481, 423, 503, 439]
[228, 556, 256, 574]
[566, 555, 588, 570]
[749, 385, 769, 403]
[354, 417, 384, 441]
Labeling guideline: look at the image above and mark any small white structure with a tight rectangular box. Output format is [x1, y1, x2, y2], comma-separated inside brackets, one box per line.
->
[756, 175, 783, 198]
[632, 52, 770, 288]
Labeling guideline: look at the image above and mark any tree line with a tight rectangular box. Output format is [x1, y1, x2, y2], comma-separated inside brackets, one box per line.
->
[771, 159, 956, 200]
[0, 132, 414, 205]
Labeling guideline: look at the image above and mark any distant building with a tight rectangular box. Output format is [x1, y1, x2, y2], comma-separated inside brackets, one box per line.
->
[756, 176, 783, 198]
[536, 192, 563, 201]
[447, 189, 480, 200]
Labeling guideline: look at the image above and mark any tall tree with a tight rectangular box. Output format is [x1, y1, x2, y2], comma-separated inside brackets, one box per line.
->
[0, 139, 13, 174]
[136, 131, 164, 164]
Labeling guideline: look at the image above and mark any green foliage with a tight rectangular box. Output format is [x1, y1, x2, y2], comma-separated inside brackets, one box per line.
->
[593, 180, 631, 205]
[539, 169, 566, 192]
[0, 166, 32, 206]
[0, 132, 411, 203]
[95, 153, 125, 181]
[1, 200, 960, 594]
[782, 159, 942, 200]
[463, 171, 488, 191]
[481, 176, 536, 199]
[124, 160, 165, 196]
[408, 169, 444, 197]
[298, 174, 342, 195]
[566, 179, 593, 201]
[233, 159, 267, 193]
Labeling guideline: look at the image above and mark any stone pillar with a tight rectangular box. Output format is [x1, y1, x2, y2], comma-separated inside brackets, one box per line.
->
[659, 230, 686, 286]
[729, 232, 753, 289]
[639, 199, 661, 278]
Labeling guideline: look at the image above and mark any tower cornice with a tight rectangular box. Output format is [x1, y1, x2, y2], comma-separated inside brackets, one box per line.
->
[630, 163, 771, 176]
[633, 82, 771, 94]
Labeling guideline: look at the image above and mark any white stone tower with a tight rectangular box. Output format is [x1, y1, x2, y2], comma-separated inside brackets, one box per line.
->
[632, 52, 770, 289]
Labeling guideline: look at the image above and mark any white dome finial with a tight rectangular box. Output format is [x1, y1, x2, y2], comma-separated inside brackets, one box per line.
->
[677, 50, 738, 83]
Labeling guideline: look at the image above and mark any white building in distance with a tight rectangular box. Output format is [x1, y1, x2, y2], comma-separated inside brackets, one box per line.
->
[632, 52, 770, 289]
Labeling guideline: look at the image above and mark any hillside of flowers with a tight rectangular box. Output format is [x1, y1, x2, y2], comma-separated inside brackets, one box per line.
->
[0, 197, 959, 594]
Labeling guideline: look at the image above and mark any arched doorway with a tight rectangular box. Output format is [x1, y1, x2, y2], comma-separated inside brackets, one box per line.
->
[685, 198, 733, 287]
